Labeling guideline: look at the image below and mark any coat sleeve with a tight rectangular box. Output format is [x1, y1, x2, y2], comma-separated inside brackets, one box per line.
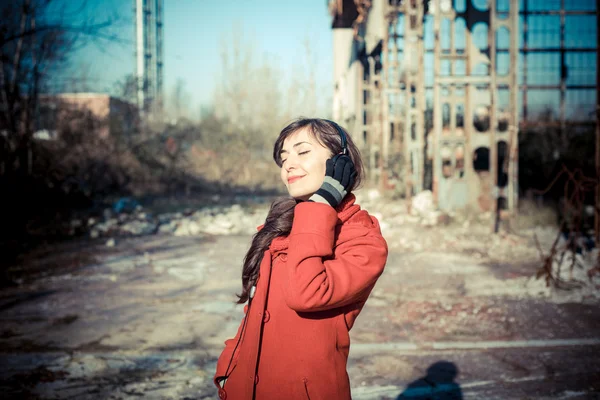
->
[213, 304, 248, 389]
[282, 202, 388, 313]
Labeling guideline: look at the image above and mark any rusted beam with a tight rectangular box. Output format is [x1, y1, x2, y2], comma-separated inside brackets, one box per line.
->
[516, 10, 596, 15]
[424, 48, 598, 55]
[490, 0, 499, 232]
[508, 0, 520, 220]
[432, 0, 442, 206]
[559, 0, 566, 145]
[380, 8, 390, 193]
[519, 120, 596, 129]
[521, 48, 597, 53]
[516, 84, 597, 90]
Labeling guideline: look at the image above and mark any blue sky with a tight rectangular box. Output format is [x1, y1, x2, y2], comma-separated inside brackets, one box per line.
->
[57, 0, 597, 121]
[60, 0, 334, 112]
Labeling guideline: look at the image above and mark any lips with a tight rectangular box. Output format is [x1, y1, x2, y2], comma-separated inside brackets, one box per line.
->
[287, 175, 305, 184]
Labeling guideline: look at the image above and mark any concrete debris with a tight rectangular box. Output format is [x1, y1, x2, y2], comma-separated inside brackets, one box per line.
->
[72, 191, 598, 301]
[366, 188, 381, 201]
[119, 220, 157, 236]
[358, 189, 449, 228]
[84, 202, 267, 239]
[411, 190, 435, 217]
[174, 220, 202, 236]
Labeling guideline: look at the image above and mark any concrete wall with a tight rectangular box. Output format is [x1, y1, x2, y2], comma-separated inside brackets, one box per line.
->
[37, 93, 138, 140]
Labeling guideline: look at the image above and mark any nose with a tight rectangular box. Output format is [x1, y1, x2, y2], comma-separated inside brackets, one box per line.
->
[284, 154, 299, 172]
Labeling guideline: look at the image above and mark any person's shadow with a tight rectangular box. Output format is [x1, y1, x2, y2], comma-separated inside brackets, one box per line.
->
[396, 361, 463, 400]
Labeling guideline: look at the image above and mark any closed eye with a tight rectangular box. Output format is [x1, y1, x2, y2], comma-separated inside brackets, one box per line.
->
[281, 151, 310, 165]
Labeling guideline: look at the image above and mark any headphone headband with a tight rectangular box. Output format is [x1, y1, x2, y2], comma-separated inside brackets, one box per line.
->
[324, 119, 348, 155]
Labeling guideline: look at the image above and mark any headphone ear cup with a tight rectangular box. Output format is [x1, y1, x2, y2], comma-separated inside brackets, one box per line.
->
[349, 170, 358, 188]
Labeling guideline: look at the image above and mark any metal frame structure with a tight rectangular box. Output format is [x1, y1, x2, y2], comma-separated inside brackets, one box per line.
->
[520, 0, 597, 128]
[330, 0, 598, 222]
[384, 1, 427, 202]
[431, 0, 519, 219]
[134, 0, 164, 114]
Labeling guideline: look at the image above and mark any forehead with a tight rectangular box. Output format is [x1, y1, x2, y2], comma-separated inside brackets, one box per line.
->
[282, 127, 319, 149]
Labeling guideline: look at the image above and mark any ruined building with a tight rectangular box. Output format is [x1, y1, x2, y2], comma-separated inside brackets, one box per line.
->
[328, 0, 599, 217]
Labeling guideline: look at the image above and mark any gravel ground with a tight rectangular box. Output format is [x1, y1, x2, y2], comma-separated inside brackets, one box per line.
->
[1, 193, 599, 399]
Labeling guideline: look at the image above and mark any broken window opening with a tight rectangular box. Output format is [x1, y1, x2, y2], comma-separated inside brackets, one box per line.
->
[473, 147, 490, 171]
[497, 141, 508, 187]
[443, 103, 451, 128]
[441, 144, 453, 178]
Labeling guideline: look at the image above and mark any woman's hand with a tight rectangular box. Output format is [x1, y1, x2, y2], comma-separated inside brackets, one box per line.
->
[309, 154, 356, 207]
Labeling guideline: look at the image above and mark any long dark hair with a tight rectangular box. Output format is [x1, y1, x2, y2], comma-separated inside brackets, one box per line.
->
[236, 118, 364, 304]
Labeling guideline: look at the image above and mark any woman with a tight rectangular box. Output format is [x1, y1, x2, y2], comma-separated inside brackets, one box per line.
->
[214, 118, 388, 399]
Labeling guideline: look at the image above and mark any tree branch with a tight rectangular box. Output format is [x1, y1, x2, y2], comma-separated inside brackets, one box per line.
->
[0, 19, 124, 49]
[9, 0, 30, 95]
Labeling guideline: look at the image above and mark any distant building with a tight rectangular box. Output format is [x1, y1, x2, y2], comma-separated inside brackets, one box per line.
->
[36, 93, 139, 140]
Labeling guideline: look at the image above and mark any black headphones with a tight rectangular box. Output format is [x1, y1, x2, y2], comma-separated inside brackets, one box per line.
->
[324, 119, 348, 155]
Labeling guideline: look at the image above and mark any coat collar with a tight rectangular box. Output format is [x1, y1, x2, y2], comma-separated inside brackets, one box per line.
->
[267, 193, 361, 256]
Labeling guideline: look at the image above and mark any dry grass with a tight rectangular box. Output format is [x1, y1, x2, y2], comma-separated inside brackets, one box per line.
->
[514, 197, 558, 230]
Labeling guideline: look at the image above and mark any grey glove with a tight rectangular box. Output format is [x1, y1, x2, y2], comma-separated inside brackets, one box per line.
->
[309, 154, 356, 207]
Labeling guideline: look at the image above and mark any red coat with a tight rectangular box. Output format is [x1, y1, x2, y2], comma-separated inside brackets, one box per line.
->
[214, 194, 388, 399]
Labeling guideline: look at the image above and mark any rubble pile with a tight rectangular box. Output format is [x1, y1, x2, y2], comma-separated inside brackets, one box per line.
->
[70, 190, 598, 300]
[83, 203, 269, 240]
[76, 190, 453, 242]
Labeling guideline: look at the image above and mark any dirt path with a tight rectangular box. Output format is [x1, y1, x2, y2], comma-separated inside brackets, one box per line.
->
[1, 232, 599, 399]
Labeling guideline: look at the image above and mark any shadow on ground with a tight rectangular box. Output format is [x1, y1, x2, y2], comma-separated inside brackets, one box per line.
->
[397, 361, 463, 400]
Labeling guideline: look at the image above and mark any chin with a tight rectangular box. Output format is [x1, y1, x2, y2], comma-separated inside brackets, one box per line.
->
[288, 188, 313, 201]
[289, 192, 310, 201]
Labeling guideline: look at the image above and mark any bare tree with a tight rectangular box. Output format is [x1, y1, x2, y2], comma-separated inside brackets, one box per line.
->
[112, 73, 137, 104]
[168, 78, 193, 123]
[200, 27, 337, 190]
[0, 0, 121, 175]
[211, 28, 331, 144]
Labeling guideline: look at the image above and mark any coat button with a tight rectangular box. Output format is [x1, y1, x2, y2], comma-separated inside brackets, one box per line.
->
[280, 254, 288, 262]
[218, 388, 227, 400]
[255, 375, 259, 384]
[263, 310, 270, 323]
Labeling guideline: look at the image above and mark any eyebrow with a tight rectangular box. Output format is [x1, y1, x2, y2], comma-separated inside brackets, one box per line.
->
[280, 141, 312, 155]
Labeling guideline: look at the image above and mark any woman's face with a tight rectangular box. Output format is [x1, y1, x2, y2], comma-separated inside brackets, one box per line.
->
[279, 128, 332, 201]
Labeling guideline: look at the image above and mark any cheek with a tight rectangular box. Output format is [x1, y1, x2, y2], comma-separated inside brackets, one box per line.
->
[280, 168, 287, 186]
[317, 160, 327, 176]
[309, 156, 327, 178]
